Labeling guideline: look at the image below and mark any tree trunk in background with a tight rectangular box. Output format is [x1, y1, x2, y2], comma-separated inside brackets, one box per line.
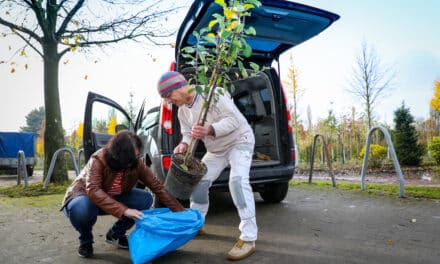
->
[43, 42, 67, 183]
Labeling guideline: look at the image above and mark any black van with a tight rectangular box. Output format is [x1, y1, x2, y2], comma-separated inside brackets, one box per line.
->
[83, 0, 339, 203]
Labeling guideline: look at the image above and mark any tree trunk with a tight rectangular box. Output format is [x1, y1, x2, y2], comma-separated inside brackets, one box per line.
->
[42, 42, 68, 183]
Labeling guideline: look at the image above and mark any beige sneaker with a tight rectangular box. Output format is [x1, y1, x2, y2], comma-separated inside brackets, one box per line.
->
[227, 239, 256, 261]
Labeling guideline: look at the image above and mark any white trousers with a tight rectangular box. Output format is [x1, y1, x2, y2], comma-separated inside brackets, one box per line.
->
[190, 144, 258, 241]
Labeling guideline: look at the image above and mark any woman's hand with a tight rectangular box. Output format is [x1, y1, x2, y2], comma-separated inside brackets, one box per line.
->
[123, 208, 144, 220]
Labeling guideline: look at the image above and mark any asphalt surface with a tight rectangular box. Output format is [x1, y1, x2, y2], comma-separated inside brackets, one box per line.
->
[1, 182, 440, 263]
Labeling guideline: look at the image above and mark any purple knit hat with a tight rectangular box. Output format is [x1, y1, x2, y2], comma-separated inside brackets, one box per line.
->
[157, 71, 188, 97]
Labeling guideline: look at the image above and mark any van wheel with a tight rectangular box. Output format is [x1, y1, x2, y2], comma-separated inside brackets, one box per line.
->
[26, 165, 34, 177]
[259, 182, 289, 203]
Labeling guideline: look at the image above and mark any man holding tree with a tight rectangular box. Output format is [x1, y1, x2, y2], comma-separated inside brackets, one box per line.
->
[157, 71, 258, 260]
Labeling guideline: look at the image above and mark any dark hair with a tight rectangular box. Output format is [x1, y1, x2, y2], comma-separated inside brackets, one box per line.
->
[103, 130, 143, 171]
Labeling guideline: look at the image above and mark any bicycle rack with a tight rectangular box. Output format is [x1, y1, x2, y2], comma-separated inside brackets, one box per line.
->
[43, 147, 80, 188]
[17, 150, 29, 188]
[309, 134, 336, 187]
[361, 126, 405, 198]
[77, 148, 84, 169]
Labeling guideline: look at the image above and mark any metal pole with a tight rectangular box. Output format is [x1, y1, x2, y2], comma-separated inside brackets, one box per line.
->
[44, 148, 80, 188]
[360, 126, 405, 197]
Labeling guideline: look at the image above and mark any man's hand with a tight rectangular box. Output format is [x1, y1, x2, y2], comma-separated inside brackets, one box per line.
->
[174, 142, 188, 154]
[191, 124, 215, 139]
[123, 208, 144, 220]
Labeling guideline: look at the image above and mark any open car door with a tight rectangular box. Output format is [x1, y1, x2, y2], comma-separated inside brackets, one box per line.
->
[83, 92, 134, 162]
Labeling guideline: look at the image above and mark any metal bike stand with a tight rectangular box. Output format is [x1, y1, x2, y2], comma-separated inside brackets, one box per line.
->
[309, 134, 336, 187]
[17, 150, 29, 188]
[77, 148, 84, 169]
[360, 126, 405, 198]
[44, 148, 80, 188]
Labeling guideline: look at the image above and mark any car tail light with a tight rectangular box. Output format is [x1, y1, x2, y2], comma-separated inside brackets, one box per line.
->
[160, 101, 173, 134]
[281, 85, 293, 133]
[169, 61, 176, 71]
[291, 149, 296, 164]
[162, 155, 171, 169]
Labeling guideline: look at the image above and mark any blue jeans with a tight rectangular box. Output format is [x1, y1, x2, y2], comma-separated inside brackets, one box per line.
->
[63, 188, 153, 245]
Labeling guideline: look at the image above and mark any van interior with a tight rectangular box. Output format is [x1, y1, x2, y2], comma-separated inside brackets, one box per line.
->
[180, 68, 281, 167]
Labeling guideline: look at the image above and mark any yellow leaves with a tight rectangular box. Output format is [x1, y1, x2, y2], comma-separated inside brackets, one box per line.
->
[76, 122, 84, 138]
[207, 33, 216, 38]
[10, 68, 15, 73]
[386, 239, 393, 246]
[36, 137, 44, 156]
[73, 35, 80, 45]
[243, 3, 254, 9]
[107, 116, 117, 135]
[208, 19, 218, 29]
[70, 46, 77, 52]
[223, 9, 236, 20]
[430, 80, 440, 111]
[20, 49, 26, 56]
[226, 20, 239, 31]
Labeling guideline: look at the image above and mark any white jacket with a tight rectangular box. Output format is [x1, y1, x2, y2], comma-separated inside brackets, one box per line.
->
[178, 89, 255, 154]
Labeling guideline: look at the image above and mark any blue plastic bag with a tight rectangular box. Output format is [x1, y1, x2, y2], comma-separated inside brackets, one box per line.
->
[128, 208, 204, 264]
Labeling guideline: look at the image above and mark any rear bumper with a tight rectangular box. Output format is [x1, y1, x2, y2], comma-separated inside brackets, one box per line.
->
[212, 164, 295, 188]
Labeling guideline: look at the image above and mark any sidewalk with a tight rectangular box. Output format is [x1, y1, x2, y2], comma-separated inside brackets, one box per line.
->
[0, 170, 78, 187]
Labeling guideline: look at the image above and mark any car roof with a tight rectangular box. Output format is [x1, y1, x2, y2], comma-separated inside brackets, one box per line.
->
[175, 0, 340, 66]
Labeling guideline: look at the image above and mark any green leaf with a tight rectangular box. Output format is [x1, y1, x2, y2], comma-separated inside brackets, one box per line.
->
[238, 60, 249, 78]
[204, 35, 217, 45]
[182, 46, 195, 53]
[245, 26, 256, 36]
[242, 42, 252, 57]
[249, 62, 260, 71]
[247, 0, 262, 8]
[194, 85, 204, 94]
[236, 23, 244, 34]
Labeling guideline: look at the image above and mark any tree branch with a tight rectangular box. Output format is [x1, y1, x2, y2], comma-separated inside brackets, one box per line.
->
[0, 17, 42, 43]
[56, 0, 85, 37]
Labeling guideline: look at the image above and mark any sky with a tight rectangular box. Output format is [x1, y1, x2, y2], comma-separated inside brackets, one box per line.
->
[1, 0, 440, 134]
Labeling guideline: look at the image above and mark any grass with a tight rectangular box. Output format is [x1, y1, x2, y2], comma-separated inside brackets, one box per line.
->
[0, 179, 439, 208]
[0, 181, 70, 208]
[291, 180, 440, 199]
[0, 181, 70, 198]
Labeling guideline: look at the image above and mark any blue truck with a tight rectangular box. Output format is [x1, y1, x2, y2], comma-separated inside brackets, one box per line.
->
[0, 132, 36, 176]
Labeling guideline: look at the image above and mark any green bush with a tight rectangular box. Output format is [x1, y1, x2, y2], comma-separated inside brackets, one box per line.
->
[428, 136, 440, 165]
[359, 144, 387, 168]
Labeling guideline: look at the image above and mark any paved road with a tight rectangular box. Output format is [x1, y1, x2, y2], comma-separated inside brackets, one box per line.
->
[1, 185, 439, 263]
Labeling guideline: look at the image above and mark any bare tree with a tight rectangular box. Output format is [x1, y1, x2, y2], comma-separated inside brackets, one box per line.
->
[0, 0, 186, 182]
[283, 53, 303, 143]
[348, 41, 394, 129]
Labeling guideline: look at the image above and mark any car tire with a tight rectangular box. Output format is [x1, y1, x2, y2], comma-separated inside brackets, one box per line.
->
[26, 165, 34, 177]
[259, 182, 289, 203]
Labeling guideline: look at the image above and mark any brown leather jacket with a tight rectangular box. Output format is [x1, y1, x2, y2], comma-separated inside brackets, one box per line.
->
[61, 149, 184, 218]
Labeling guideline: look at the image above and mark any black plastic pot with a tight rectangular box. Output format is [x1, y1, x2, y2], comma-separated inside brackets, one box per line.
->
[164, 153, 207, 200]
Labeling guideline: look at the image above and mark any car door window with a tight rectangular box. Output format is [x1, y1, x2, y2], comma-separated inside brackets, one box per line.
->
[91, 102, 131, 135]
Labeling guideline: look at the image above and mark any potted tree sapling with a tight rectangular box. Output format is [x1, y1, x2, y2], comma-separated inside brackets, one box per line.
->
[165, 0, 262, 200]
